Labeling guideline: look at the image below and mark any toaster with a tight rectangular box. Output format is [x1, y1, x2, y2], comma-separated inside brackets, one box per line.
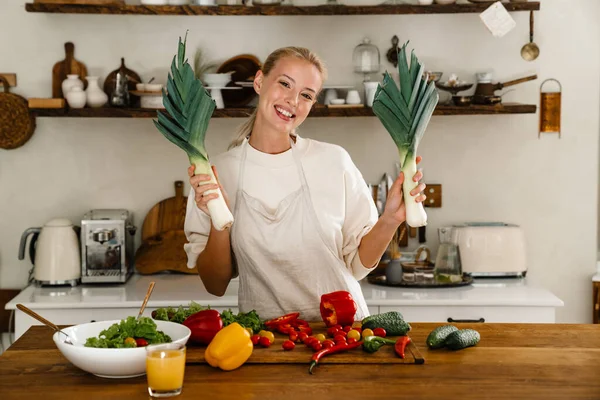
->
[453, 223, 527, 278]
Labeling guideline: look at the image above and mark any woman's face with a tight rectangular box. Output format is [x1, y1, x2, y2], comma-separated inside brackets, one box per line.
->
[254, 57, 323, 134]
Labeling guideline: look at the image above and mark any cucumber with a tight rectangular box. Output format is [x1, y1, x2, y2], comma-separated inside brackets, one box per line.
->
[445, 329, 480, 350]
[361, 311, 411, 336]
[426, 325, 459, 349]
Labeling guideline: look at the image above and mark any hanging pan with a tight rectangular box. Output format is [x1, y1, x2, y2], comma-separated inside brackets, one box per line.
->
[0, 77, 36, 150]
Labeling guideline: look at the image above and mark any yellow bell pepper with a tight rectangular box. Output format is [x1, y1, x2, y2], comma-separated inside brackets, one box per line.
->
[204, 322, 253, 371]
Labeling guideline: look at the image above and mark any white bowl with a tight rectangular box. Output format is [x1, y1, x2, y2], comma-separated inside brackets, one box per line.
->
[53, 319, 191, 379]
[201, 73, 232, 88]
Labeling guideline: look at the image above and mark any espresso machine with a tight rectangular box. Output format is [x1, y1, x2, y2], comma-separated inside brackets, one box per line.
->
[80, 209, 136, 284]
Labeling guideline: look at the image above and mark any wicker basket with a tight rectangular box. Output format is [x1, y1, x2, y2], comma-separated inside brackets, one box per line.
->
[0, 77, 36, 150]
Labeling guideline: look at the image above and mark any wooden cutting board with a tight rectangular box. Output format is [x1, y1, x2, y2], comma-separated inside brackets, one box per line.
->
[52, 42, 88, 98]
[186, 322, 424, 365]
[135, 181, 196, 275]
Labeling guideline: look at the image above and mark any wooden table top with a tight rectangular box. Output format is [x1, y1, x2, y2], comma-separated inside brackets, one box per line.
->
[2, 322, 600, 399]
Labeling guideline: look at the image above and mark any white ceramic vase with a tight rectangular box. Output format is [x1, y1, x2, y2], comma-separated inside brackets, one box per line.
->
[85, 76, 108, 108]
[65, 87, 87, 109]
[364, 81, 379, 107]
[61, 74, 84, 96]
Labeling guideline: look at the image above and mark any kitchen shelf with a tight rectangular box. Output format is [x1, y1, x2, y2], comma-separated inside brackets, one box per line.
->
[29, 103, 537, 118]
[24, 2, 540, 16]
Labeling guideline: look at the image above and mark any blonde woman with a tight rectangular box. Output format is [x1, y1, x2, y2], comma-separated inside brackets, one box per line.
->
[184, 47, 426, 321]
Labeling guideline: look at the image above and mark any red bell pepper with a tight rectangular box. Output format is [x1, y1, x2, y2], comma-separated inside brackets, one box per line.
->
[319, 291, 357, 328]
[183, 309, 223, 345]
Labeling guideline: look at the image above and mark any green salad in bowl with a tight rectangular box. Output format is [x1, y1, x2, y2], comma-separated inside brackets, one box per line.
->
[85, 316, 171, 348]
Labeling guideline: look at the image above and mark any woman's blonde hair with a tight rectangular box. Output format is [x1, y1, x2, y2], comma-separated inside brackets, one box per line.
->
[228, 47, 328, 149]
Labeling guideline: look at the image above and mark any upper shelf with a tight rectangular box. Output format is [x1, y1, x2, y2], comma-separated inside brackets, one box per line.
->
[30, 103, 537, 118]
[24, 2, 540, 16]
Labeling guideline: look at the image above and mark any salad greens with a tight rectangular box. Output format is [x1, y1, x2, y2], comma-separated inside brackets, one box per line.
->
[84, 316, 171, 348]
[220, 309, 264, 334]
[152, 301, 209, 324]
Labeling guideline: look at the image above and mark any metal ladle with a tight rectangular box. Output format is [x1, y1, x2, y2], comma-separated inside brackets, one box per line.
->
[521, 11, 540, 61]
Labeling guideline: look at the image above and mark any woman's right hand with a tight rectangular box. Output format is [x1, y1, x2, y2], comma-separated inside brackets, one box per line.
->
[188, 165, 230, 216]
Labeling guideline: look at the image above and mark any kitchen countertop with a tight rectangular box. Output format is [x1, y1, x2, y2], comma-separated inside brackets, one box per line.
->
[1, 322, 599, 399]
[5, 273, 563, 310]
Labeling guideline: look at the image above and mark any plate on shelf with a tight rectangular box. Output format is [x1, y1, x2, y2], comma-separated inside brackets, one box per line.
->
[367, 273, 473, 288]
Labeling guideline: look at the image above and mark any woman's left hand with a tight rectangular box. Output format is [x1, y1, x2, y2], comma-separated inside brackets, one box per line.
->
[381, 156, 427, 226]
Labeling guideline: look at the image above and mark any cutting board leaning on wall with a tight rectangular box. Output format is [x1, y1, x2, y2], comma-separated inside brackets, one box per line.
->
[135, 181, 197, 274]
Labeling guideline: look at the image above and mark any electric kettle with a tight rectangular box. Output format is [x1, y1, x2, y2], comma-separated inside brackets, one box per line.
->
[18, 218, 81, 286]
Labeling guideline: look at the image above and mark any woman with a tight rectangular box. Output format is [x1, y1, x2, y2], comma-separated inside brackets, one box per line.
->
[184, 46, 426, 321]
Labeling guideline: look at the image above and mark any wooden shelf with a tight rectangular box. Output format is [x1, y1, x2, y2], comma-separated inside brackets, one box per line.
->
[30, 103, 536, 118]
[25, 2, 540, 16]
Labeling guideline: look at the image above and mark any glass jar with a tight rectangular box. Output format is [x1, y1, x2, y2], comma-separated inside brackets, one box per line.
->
[352, 38, 380, 82]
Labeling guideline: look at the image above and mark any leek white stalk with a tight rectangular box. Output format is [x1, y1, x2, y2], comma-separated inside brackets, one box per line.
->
[372, 42, 438, 228]
[153, 33, 234, 231]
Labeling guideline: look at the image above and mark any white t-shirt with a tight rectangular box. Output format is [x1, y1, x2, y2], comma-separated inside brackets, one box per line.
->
[184, 135, 379, 281]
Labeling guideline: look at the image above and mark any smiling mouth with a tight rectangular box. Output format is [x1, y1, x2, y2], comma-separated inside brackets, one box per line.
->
[274, 106, 295, 120]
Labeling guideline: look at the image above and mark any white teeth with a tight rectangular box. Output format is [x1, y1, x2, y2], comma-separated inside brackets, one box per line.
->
[276, 107, 293, 118]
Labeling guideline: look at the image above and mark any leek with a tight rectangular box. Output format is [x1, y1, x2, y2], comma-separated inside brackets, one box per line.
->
[153, 34, 234, 231]
[372, 42, 439, 228]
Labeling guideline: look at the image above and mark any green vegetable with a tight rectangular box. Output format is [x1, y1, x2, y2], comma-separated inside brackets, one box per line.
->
[84, 317, 171, 348]
[362, 335, 396, 353]
[152, 301, 208, 324]
[153, 32, 233, 231]
[220, 309, 264, 334]
[445, 329, 480, 350]
[372, 41, 439, 228]
[426, 325, 459, 349]
[361, 311, 411, 336]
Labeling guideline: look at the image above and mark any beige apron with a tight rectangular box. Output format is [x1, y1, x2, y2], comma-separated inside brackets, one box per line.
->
[231, 138, 369, 321]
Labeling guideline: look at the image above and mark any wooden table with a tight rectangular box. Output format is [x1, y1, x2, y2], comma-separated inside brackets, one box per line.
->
[2, 323, 600, 399]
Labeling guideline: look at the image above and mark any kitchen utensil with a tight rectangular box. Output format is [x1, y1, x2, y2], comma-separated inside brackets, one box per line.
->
[104, 57, 142, 107]
[521, 11, 540, 61]
[216, 54, 261, 107]
[16, 303, 73, 345]
[52, 42, 88, 98]
[53, 320, 190, 379]
[0, 76, 36, 150]
[434, 227, 462, 281]
[81, 209, 136, 284]
[435, 82, 473, 96]
[474, 74, 537, 98]
[137, 281, 156, 320]
[135, 181, 192, 274]
[18, 218, 81, 287]
[452, 95, 472, 106]
[539, 78, 561, 138]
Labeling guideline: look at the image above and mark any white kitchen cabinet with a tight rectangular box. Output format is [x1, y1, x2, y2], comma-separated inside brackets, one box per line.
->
[6, 274, 563, 341]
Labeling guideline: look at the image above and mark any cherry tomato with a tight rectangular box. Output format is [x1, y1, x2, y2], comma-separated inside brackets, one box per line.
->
[124, 337, 137, 347]
[288, 330, 299, 343]
[333, 334, 347, 343]
[282, 340, 295, 351]
[335, 339, 347, 346]
[311, 341, 323, 352]
[259, 336, 272, 348]
[333, 324, 343, 331]
[373, 328, 387, 337]
[305, 337, 317, 347]
[347, 330, 361, 341]
[315, 333, 327, 343]
[343, 326, 353, 333]
[251, 334, 261, 346]
[134, 338, 148, 347]
[327, 327, 340, 338]
[322, 339, 335, 349]
[361, 328, 374, 339]
[298, 332, 309, 343]
[347, 337, 358, 345]
[258, 330, 275, 344]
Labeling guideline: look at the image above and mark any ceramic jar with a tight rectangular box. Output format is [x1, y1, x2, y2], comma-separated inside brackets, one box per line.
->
[65, 87, 87, 109]
[61, 74, 84, 96]
[85, 76, 108, 108]
[364, 82, 379, 107]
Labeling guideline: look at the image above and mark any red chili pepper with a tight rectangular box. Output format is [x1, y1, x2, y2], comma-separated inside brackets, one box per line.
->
[308, 340, 363, 374]
[182, 309, 223, 345]
[395, 336, 411, 359]
[264, 312, 300, 328]
[319, 291, 357, 328]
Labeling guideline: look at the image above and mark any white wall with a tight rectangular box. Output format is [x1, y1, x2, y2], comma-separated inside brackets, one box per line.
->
[1, 0, 598, 323]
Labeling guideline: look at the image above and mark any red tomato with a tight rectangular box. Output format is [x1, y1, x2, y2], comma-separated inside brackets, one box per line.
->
[333, 324, 343, 331]
[258, 336, 272, 348]
[333, 334, 347, 343]
[311, 341, 323, 352]
[347, 337, 358, 345]
[282, 340, 295, 351]
[373, 328, 387, 337]
[251, 334, 261, 346]
[298, 332, 309, 343]
[343, 326, 353, 333]
[288, 330, 299, 342]
[305, 337, 317, 347]
[134, 338, 148, 347]
[327, 327, 340, 338]
[322, 339, 335, 349]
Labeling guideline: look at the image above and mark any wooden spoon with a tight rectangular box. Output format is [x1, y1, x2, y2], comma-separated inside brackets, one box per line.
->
[137, 281, 156, 320]
[521, 11, 540, 61]
[16, 304, 73, 345]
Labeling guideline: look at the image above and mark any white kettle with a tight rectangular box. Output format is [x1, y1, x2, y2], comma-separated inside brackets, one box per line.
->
[18, 218, 81, 286]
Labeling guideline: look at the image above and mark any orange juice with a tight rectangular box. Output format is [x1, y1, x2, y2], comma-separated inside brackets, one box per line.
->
[146, 345, 186, 396]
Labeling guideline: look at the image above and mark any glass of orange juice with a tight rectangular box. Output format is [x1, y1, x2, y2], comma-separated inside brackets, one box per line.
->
[146, 343, 186, 398]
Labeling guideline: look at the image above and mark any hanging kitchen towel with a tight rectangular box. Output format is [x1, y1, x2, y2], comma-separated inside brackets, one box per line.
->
[480, 1, 516, 38]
